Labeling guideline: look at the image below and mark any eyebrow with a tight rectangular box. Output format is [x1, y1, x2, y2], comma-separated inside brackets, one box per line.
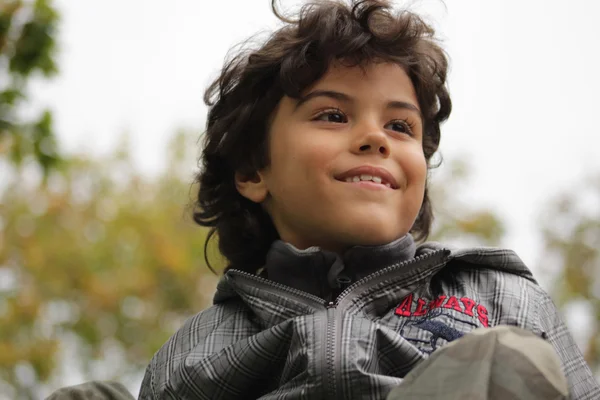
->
[294, 89, 423, 121]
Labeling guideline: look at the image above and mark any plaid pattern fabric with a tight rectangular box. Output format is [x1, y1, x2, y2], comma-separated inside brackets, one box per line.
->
[139, 244, 600, 399]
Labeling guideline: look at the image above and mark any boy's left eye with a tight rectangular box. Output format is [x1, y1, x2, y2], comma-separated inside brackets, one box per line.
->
[384, 120, 414, 136]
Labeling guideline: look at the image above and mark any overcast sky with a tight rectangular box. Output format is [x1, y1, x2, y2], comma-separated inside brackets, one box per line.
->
[30, 0, 600, 273]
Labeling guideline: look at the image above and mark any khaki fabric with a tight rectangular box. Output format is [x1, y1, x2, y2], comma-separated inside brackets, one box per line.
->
[386, 325, 569, 400]
[46, 381, 135, 400]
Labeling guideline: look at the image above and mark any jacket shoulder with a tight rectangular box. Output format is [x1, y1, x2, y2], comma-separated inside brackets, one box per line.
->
[426, 244, 544, 330]
[420, 241, 537, 283]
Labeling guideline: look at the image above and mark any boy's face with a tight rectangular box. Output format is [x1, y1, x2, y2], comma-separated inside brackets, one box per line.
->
[236, 62, 427, 252]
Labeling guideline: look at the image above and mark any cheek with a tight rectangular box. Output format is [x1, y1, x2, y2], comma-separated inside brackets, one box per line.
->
[272, 131, 339, 182]
[402, 146, 428, 185]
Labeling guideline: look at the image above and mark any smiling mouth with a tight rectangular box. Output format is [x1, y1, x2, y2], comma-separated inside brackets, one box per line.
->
[335, 173, 396, 189]
[335, 175, 394, 190]
[334, 166, 399, 189]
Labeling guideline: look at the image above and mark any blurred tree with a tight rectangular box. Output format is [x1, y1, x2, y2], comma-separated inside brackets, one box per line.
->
[0, 131, 221, 399]
[429, 157, 506, 246]
[0, 0, 61, 177]
[539, 175, 600, 377]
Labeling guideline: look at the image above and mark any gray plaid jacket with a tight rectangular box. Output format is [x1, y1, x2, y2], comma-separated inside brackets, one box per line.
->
[139, 243, 600, 399]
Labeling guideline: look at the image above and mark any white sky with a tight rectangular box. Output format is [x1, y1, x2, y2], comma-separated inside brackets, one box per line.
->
[30, 0, 600, 275]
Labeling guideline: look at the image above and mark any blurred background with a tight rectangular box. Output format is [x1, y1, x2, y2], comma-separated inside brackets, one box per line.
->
[1, 0, 599, 398]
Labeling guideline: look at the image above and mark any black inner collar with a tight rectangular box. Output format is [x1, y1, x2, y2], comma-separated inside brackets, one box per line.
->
[263, 234, 416, 301]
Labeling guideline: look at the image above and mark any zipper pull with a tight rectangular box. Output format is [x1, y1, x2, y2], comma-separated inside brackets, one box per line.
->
[331, 275, 352, 302]
[336, 275, 352, 291]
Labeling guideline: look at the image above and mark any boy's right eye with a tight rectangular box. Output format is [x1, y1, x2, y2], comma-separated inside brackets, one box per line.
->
[314, 109, 348, 123]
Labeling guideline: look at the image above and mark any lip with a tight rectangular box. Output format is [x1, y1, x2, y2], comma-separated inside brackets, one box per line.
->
[334, 165, 400, 189]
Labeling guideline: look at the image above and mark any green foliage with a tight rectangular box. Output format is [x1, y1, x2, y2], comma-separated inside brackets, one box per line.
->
[0, 0, 60, 177]
[429, 158, 506, 245]
[8, 0, 58, 77]
[0, 131, 221, 398]
[540, 175, 600, 373]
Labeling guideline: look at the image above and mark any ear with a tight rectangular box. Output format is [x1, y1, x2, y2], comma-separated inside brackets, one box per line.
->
[235, 170, 269, 203]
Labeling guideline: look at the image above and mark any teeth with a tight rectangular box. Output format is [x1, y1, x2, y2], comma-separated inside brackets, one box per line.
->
[342, 174, 390, 187]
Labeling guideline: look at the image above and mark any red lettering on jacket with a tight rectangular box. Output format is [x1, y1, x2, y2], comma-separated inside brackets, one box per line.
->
[394, 292, 489, 326]
[428, 295, 446, 311]
[477, 304, 489, 327]
[395, 293, 413, 317]
[460, 297, 476, 316]
[413, 298, 428, 316]
[443, 296, 463, 312]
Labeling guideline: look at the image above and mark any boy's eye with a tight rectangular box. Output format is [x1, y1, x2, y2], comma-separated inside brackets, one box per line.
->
[385, 120, 414, 136]
[314, 109, 348, 123]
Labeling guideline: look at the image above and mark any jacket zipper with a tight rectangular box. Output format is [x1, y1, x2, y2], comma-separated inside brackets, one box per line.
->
[325, 248, 449, 399]
[228, 248, 447, 305]
[325, 301, 337, 399]
[228, 270, 326, 308]
[229, 249, 448, 308]
[230, 248, 450, 400]
[335, 248, 449, 306]
[229, 270, 338, 399]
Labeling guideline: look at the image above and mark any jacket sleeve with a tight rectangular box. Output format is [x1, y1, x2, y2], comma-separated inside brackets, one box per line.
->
[136, 300, 254, 400]
[138, 359, 156, 399]
[537, 290, 600, 400]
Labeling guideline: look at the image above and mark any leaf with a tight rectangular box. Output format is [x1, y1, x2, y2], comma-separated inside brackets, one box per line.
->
[9, 0, 59, 78]
[0, 1, 22, 54]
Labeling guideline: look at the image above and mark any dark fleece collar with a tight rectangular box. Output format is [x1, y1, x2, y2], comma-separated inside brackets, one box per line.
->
[263, 234, 416, 301]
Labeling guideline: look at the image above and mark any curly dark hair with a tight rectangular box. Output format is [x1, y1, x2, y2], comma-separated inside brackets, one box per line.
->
[193, 0, 452, 274]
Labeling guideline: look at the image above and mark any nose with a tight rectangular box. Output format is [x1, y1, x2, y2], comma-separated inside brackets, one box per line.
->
[352, 121, 390, 157]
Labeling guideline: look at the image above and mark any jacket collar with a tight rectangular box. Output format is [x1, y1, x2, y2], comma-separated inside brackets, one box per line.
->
[213, 241, 538, 308]
[261, 234, 417, 300]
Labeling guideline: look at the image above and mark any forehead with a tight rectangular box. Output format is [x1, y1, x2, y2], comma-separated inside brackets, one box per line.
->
[304, 61, 418, 104]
